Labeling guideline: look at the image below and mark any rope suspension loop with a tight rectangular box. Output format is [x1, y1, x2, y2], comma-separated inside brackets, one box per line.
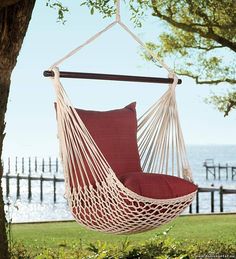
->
[115, 0, 121, 22]
[49, 21, 117, 70]
[47, 0, 179, 85]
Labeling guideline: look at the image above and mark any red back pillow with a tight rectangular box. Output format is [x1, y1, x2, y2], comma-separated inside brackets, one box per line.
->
[76, 102, 142, 177]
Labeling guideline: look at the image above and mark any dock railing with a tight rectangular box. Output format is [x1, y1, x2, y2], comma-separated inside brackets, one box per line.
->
[189, 186, 236, 213]
[2, 157, 236, 214]
[2, 156, 63, 203]
[203, 159, 236, 180]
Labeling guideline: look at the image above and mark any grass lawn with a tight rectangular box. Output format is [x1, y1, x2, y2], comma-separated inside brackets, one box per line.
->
[12, 214, 236, 251]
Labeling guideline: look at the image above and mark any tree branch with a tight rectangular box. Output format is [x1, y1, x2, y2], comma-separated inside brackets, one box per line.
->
[224, 99, 236, 116]
[196, 78, 236, 85]
[176, 71, 236, 85]
[188, 45, 223, 51]
[186, 0, 213, 26]
[151, 0, 236, 52]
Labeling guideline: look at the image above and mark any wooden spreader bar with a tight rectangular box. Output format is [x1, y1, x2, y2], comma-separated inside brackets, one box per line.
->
[43, 70, 182, 84]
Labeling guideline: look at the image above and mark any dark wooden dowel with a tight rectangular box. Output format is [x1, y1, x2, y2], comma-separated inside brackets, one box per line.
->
[43, 70, 182, 84]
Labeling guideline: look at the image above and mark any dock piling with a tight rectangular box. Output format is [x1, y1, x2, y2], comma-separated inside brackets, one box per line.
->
[204, 159, 236, 180]
[219, 186, 223, 212]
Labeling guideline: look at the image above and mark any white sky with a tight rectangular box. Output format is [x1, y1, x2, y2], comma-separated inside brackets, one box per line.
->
[3, 1, 236, 159]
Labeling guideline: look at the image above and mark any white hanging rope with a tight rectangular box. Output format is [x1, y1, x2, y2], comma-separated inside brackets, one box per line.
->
[118, 21, 174, 75]
[116, 0, 121, 22]
[49, 21, 117, 69]
[49, 0, 177, 81]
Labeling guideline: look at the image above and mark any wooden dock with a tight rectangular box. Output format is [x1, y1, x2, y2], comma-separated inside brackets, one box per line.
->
[203, 159, 236, 180]
[3, 173, 236, 214]
[2, 156, 63, 203]
[2, 157, 236, 214]
[189, 186, 236, 213]
[2, 173, 64, 203]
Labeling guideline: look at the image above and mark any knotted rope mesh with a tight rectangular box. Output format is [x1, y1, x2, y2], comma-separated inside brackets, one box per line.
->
[51, 68, 196, 234]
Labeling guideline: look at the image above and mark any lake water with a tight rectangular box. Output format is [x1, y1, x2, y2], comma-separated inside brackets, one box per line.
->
[2, 145, 236, 223]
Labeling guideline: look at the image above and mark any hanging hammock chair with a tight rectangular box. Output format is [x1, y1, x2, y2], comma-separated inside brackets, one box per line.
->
[45, 1, 197, 234]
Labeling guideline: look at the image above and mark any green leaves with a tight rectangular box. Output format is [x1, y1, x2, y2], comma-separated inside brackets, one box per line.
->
[208, 89, 236, 116]
[46, 0, 69, 24]
[80, 0, 115, 19]
[9, 236, 236, 259]
[143, 14, 235, 114]
[147, 0, 236, 115]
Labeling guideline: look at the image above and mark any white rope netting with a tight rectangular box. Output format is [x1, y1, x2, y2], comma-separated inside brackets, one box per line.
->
[48, 1, 196, 234]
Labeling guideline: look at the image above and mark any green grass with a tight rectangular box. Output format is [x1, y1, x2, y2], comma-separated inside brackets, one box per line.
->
[11, 214, 236, 251]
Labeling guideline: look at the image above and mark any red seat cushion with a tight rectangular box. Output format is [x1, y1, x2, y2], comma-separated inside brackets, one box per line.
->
[76, 102, 142, 177]
[119, 172, 197, 199]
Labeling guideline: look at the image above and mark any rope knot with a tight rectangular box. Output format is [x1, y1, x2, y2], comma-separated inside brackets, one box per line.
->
[168, 72, 178, 88]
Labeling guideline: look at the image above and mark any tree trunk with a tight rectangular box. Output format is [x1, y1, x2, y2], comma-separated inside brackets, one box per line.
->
[0, 1, 36, 258]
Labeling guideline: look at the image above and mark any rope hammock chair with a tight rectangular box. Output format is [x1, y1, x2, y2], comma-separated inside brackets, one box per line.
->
[44, 1, 197, 234]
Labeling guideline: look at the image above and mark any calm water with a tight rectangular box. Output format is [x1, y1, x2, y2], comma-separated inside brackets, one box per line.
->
[2, 145, 236, 223]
